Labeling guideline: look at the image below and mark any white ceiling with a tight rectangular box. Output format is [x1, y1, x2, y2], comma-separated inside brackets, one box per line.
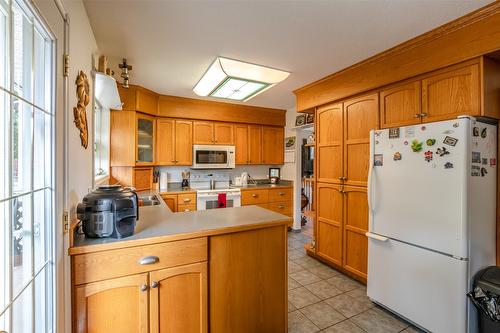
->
[83, 0, 493, 110]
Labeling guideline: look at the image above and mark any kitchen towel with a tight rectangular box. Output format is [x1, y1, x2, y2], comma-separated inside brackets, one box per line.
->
[218, 193, 227, 208]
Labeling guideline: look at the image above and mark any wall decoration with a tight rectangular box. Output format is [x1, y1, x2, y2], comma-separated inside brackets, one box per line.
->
[73, 70, 90, 149]
[306, 113, 315, 124]
[118, 58, 133, 88]
[295, 114, 306, 127]
[285, 136, 296, 151]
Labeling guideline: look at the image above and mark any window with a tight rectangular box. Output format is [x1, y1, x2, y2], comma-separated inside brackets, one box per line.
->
[0, 0, 55, 332]
[94, 103, 110, 182]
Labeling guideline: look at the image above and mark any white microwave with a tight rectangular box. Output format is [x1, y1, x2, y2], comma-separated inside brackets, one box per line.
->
[192, 145, 235, 169]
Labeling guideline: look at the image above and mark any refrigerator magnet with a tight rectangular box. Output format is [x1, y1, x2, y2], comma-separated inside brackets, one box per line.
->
[481, 167, 488, 177]
[443, 136, 458, 146]
[443, 130, 454, 135]
[472, 152, 481, 163]
[481, 128, 487, 138]
[404, 126, 415, 138]
[374, 154, 383, 166]
[411, 139, 423, 152]
[393, 152, 402, 161]
[436, 147, 450, 157]
[444, 162, 454, 169]
[389, 128, 400, 139]
[482, 158, 488, 165]
[473, 127, 479, 136]
[490, 158, 496, 167]
[426, 139, 436, 146]
[453, 122, 459, 128]
[424, 151, 433, 162]
[471, 165, 481, 176]
[403, 140, 408, 146]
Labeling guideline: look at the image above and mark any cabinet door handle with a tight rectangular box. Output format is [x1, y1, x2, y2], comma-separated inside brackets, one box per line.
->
[138, 256, 159, 265]
[414, 114, 421, 118]
[183, 198, 191, 202]
[140, 284, 149, 292]
[420, 113, 427, 118]
[252, 194, 258, 198]
[278, 192, 285, 196]
[151, 280, 159, 289]
[184, 208, 190, 212]
[278, 205, 284, 209]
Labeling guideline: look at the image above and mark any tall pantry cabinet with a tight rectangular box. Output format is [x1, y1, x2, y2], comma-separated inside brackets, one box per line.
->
[315, 93, 378, 282]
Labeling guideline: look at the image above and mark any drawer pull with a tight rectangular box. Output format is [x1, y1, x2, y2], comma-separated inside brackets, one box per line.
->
[183, 198, 191, 202]
[184, 208, 190, 212]
[252, 194, 258, 198]
[138, 256, 159, 265]
[151, 280, 159, 288]
[278, 205, 285, 209]
[140, 284, 149, 292]
[278, 192, 285, 196]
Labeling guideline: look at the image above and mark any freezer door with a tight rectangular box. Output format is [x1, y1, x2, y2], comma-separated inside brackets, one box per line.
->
[367, 236, 469, 333]
[369, 118, 469, 258]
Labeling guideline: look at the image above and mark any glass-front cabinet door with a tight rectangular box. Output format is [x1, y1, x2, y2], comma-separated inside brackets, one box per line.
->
[136, 114, 155, 164]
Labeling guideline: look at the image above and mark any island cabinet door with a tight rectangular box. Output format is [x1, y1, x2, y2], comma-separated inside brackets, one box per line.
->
[74, 273, 149, 333]
[149, 262, 208, 333]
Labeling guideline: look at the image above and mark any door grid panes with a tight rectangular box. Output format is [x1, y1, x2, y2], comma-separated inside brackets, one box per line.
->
[0, 0, 55, 332]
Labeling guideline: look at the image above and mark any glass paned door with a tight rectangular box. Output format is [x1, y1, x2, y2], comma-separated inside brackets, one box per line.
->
[137, 116, 154, 163]
[0, 0, 55, 332]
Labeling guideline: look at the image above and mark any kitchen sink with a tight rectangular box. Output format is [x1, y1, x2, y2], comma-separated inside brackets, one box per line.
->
[138, 194, 161, 206]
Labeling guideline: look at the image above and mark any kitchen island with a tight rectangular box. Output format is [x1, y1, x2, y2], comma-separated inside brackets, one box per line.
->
[69, 198, 291, 333]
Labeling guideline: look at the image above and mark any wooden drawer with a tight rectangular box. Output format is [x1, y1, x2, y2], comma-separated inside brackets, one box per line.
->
[241, 189, 269, 205]
[177, 203, 197, 212]
[268, 188, 292, 203]
[178, 192, 196, 205]
[267, 201, 293, 217]
[73, 238, 207, 285]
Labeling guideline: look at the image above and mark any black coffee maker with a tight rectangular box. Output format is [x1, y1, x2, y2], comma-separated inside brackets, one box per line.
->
[77, 185, 139, 239]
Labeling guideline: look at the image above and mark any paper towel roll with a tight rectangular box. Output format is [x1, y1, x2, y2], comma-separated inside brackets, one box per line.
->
[160, 170, 169, 189]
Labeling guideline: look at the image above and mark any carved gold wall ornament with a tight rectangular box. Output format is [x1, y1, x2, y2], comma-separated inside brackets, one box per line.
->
[73, 70, 90, 149]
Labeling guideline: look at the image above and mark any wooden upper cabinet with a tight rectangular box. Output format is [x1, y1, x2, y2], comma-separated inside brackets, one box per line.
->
[421, 64, 480, 122]
[214, 123, 234, 145]
[317, 103, 343, 184]
[110, 110, 136, 166]
[380, 81, 421, 128]
[193, 121, 214, 144]
[156, 119, 175, 165]
[136, 89, 159, 115]
[343, 93, 378, 187]
[316, 183, 343, 266]
[262, 126, 284, 165]
[136, 113, 156, 165]
[175, 120, 193, 165]
[248, 125, 263, 164]
[74, 273, 149, 333]
[343, 186, 368, 279]
[150, 262, 207, 333]
[235, 125, 249, 165]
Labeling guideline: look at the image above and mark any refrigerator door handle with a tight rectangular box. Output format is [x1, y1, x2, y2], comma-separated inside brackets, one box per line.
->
[365, 232, 388, 242]
[367, 130, 375, 230]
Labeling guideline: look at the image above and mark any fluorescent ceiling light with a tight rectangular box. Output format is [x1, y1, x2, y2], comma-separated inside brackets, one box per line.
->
[193, 57, 290, 102]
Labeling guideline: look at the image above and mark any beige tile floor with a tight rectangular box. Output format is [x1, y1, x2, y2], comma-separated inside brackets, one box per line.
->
[287, 231, 424, 333]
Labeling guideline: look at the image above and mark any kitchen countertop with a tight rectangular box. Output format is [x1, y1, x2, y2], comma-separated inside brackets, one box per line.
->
[233, 180, 293, 190]
[157, 180, 293, 194]
[158, 183, 196, 194]
[69, 192, 291, 255]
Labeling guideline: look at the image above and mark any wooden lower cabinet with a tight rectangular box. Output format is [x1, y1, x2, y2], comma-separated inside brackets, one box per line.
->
[150, 262, 208, 333]
[160, 192, 196, 212]
[315, 183, 368, 281]
[241, 187, 293, 217]
[74, 273, 149, 333]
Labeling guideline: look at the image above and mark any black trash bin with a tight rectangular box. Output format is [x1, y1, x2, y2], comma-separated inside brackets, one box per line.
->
[468, 266, 500, 333]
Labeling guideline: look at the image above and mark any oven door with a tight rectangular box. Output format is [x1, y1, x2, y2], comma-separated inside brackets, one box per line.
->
[192, 145, 235, 169]
[197, 193, 241, 210]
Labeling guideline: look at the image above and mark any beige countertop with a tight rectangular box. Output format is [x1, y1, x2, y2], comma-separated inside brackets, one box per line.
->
[69, 194, 291, 255]
[157, 180, 293, 194]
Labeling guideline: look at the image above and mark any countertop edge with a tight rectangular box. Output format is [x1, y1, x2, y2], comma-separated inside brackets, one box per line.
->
[68, 217, 290, 256]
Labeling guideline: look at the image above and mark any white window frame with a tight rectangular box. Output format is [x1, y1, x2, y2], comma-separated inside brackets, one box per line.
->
[93, 101, 110, 185]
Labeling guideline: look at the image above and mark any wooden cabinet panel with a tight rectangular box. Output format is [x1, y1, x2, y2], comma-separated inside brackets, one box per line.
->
[134, 167, 153, 191]
[175, 120, 193, 165]
[316, 183, 343, 266]
[344, 93, 378, 187]
[136, 89, 159, 115]
[262, 126, 284, 165]
[267, 201, 292, 217]
[214, 122, 234, 145]
[150, 262, 208, 333]
[317, 103, 343, 184]
[177, 193, 196, 205]
[235, 125, 249, 164]
[110, 110, 136, 166]
[161, 194, 177, 212]
[241, 189, 269, 205]
[268, 188, 292, 203]
[248, 125, 263, 164]
[193, 121, 214, 144]
[421, 64, 480, 122]
[73, 238, 207, 285]
[210, 226, 286, 333]
[343, 186, 368, 279]
[156, 119, 175, 165]
[380, 81, 421, 128]
[74, 273, 149, 333]
[177, 204, 197, 212]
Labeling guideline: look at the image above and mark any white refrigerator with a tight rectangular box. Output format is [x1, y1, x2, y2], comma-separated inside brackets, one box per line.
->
[366, 117, 497, 333]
